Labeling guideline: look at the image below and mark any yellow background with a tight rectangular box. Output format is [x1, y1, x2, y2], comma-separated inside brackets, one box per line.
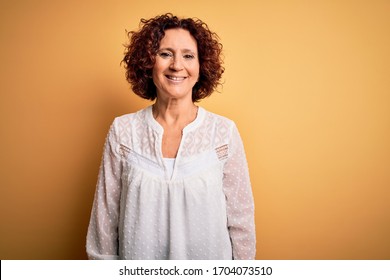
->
[1, 0, 389, 259]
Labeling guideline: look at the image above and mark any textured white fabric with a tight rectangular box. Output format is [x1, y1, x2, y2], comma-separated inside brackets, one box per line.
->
[86, 105, 256, 260]
[163, 158, 176, 179]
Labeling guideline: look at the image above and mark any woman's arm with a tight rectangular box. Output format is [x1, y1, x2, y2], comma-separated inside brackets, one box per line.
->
[86, 123, 122, 260]
[223, 123, 256, 260]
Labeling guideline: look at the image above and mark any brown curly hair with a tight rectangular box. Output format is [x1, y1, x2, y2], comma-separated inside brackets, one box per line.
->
[122, 13, 224, 102]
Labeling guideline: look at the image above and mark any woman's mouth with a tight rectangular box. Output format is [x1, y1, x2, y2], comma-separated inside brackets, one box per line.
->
[166, 75, 186, 81]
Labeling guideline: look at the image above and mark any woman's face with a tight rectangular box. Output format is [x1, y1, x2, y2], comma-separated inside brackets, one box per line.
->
[152, 28, 200, 101]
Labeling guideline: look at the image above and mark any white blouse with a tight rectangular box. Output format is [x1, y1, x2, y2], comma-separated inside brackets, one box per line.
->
[163, 158, 176, 179]
[86, 106, 256, 260]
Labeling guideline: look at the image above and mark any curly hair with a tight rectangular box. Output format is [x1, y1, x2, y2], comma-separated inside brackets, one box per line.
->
[122, 13, 224, 102]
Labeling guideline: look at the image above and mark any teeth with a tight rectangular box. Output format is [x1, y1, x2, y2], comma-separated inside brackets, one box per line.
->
[167, 76, 185, 81]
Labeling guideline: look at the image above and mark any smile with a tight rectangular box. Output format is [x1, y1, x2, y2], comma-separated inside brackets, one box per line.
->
[166, 75, 186, 81]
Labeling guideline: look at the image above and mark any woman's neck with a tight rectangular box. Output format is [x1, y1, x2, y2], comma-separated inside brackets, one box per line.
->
[152, 98, 198, 128]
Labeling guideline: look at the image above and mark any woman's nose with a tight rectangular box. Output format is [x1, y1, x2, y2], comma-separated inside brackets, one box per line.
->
[170, 55, 184, 71]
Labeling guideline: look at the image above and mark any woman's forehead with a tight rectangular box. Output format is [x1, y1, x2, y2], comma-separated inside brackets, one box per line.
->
[159, 29, 198, 51]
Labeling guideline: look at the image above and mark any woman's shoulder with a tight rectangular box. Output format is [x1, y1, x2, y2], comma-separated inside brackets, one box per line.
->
[106, 107, 151, 144]
[111, 106, 150, 128]
[202, 107, 236, 128]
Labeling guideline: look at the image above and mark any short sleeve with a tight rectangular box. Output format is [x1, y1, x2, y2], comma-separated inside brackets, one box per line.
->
[86, 122, 122, 260]
[223, 123, 256, 259]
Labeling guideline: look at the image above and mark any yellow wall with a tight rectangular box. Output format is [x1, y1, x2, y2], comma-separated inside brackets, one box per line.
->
[1, 0, 389, 259]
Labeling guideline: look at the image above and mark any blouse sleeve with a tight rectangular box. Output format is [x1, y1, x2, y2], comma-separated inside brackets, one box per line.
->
[223, 123, 256, 259]
[86, 122, 122, 260]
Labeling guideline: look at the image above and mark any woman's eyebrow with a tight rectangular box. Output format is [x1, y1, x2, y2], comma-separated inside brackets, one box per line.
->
[158, 47, 196, 53]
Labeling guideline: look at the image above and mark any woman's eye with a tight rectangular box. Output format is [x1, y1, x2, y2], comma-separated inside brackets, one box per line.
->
[158, 52, 173, 58]
[183, 54, 195, 60]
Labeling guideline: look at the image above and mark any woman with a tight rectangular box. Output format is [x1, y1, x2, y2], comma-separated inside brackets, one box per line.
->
[86, 13, 255, 260]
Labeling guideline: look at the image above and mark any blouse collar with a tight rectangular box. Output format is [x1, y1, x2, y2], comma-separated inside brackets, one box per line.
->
[145, 105, 206, 134]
